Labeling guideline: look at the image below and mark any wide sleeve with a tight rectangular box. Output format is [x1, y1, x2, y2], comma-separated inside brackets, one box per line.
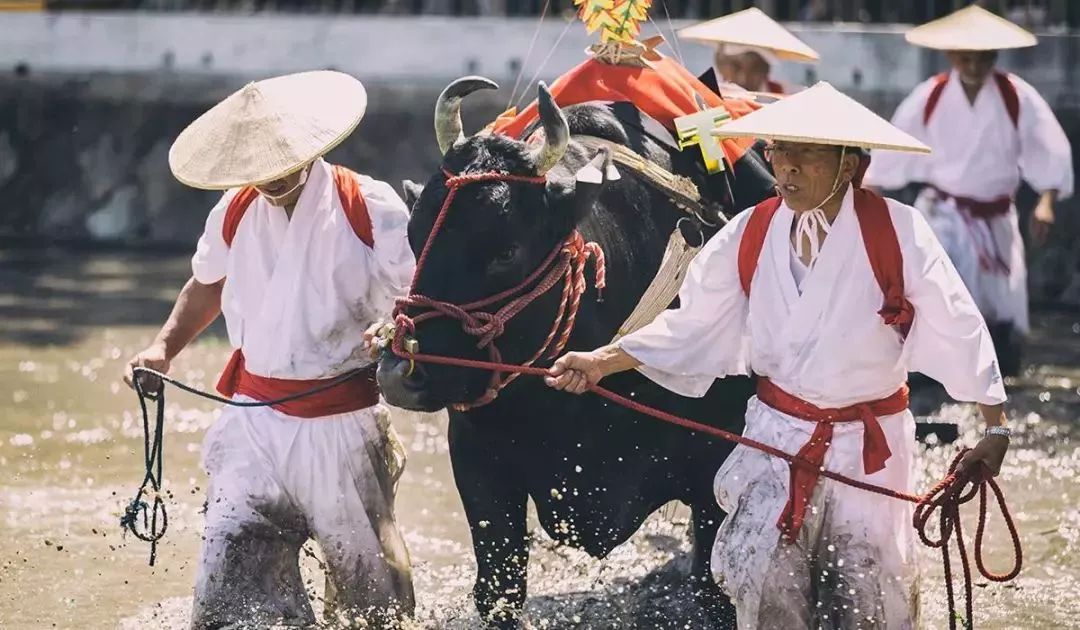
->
[863, 80, 935, 191]
[359, 177, 416, 319]
[190, 191, 234, 285]
[616, 210, 752, 397]
[899, 202, 1007, 405]
[1015, 76, 1074, 200]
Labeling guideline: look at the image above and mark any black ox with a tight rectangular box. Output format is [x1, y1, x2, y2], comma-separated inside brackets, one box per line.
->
[378, 78, 775, 627]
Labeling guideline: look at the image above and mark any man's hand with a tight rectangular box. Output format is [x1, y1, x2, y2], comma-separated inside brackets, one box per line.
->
[363, 321, 387, 360]
[546, 351, 606, 394]
[1029, 193, 1056, 247]
[124, 343, 171, 394]
[956, 434, 1010, 477]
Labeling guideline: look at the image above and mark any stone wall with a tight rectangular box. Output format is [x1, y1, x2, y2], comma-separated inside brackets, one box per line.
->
[0, 74, 508, 245]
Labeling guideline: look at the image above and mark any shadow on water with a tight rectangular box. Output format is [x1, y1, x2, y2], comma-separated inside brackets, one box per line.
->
[0, 244, 226, 346]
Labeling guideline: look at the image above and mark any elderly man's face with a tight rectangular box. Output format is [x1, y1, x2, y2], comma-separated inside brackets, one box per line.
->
[714, 50, 771, 91]
[766, 142, 858, 212]
[255, 167, 308, 208]
[713, 49, 738, 82]
[946, 50, 998, 87]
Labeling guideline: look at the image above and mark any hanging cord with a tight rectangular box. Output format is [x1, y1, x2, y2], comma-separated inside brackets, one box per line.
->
[507, 0, 553, 109]
[119, 365, 368, 565]
[650, 0, 687, 68]
[516, 17, 576, 111]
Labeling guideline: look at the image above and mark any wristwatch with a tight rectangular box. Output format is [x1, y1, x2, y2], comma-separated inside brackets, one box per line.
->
[984, 426, 1012, 439]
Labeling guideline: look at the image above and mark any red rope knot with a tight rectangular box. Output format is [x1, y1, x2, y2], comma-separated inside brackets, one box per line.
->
[878, 290, 914, 337]
[394, 312, 416, 336]
[564, 232, 607, 301]
[855, 404, 892, 475]
[466, 311, 506, 348]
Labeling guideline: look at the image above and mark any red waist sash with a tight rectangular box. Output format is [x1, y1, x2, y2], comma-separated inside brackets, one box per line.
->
[216, 349, 379, 418]
[756, 377, 909, 542]
[930, 185, 1012, 219]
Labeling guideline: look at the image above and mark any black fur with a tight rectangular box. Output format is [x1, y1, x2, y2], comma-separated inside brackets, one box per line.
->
[379, 100, 775, 628]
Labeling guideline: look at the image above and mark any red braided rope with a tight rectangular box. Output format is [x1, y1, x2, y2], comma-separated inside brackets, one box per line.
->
[390, 349, 1022, 629]
[394, 167, 1022, 629]
[393, 170, 606, 410]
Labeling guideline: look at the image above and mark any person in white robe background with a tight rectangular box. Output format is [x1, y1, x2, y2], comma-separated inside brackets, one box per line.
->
[678, 7, 819, 96]
[864, 5, 1074, 376]
[123, 71, 416, 629]
[546, 83, 1011, 629]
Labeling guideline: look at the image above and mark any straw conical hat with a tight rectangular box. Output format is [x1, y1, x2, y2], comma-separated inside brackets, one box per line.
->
[712, 82, 930, 153]
[905, 5, 1037, 51]
[169, 71, 367, 190]
[677, 8, 819, 63]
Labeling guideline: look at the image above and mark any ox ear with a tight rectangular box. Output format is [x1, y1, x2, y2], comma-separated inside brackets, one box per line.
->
[547, 148, 618, 224]
[401, 179, 424, 212]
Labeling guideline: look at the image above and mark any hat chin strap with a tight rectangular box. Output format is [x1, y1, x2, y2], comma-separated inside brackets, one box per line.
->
[259, 165, 311, 204]
[807, 145, 850, 213]
[792, 146, 851, 268]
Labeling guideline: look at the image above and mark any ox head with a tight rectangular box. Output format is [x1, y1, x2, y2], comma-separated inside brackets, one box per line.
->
[378, 78, 614, 412]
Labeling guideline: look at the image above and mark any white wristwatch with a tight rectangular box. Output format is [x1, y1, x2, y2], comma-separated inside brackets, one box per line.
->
[984, 426, 1012, 439]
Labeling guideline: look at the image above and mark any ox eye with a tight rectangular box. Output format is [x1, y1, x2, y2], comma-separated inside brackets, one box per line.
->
[491, 246, 519, 268]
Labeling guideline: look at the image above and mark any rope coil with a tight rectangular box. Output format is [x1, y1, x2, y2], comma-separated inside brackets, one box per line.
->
[122, 365, 370, 566]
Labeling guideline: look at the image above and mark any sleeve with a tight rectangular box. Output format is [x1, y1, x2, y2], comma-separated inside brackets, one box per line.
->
[615, 210, 752, 398]
[359, 177, 416, 319]
[862, 80, 935, 191]
[190, 191, 234, 285]
[1015, 77, 1074, 200]
[899, 202, 1007, 405]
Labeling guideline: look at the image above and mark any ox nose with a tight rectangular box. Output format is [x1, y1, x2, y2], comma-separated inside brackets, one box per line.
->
[377, 354, 434, 411]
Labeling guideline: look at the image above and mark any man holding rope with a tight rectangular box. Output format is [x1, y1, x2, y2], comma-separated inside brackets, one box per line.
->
[123, 71, 415, 628]
[546, 83, 1010, 628]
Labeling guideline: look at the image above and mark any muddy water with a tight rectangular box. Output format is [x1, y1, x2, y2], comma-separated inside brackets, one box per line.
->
[0, 248, 1078, 629]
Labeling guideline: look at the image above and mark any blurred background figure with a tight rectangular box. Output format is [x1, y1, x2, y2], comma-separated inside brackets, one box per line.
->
[678, 7, 819, 95]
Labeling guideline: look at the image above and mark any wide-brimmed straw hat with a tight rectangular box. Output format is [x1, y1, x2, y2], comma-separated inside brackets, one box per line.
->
[712, 82, 930, 153]
[169, 70, 367, 190]
[905, 5, 1037, 52]
[677, 7, 819, 63]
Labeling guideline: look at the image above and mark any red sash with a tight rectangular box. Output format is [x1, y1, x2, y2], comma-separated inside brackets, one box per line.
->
[764, 78, 785, 95]
[923, 71, 1020, 128]
[737, 189, 914, 337]
[928, 185, 1012, 219]
[216, 350, 380, 419]
[757, 377, 909, 542]
[222, 164, 375, 248]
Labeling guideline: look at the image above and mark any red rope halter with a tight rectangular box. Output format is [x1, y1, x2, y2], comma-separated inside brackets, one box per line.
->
[392, 170, 606, 410]
[390, 169, 1021, 630]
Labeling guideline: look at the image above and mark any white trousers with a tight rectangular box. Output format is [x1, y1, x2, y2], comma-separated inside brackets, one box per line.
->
[915, 188, 1029, 334]
[711, 397, 920, 630]
[190, 399, 413, 629]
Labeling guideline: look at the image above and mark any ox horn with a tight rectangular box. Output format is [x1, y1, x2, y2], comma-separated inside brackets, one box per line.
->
[434, 76, 499, 155]
[528, 81, 570, 176]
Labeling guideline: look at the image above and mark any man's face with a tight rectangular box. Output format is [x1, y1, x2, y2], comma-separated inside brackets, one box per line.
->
[766, 142, 858, 212]
[729, 51, 772, 92]
[255, 167, 308, 208]
[946, 50, 998, 87]
[713, 49, 738, 82]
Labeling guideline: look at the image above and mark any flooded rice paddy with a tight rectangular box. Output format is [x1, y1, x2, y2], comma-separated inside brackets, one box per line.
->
[0, 247, 1078, 629]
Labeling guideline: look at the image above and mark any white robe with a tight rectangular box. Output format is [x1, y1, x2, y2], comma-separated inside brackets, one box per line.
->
[188, 159, 416, 628]
[618, 188, 1006, 629]
[864, 70, 1074, 333]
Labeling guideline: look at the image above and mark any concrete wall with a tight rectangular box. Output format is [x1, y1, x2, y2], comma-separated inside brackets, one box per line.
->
[0, 13, 1077, 298]
[2, 13, 1079, 98]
